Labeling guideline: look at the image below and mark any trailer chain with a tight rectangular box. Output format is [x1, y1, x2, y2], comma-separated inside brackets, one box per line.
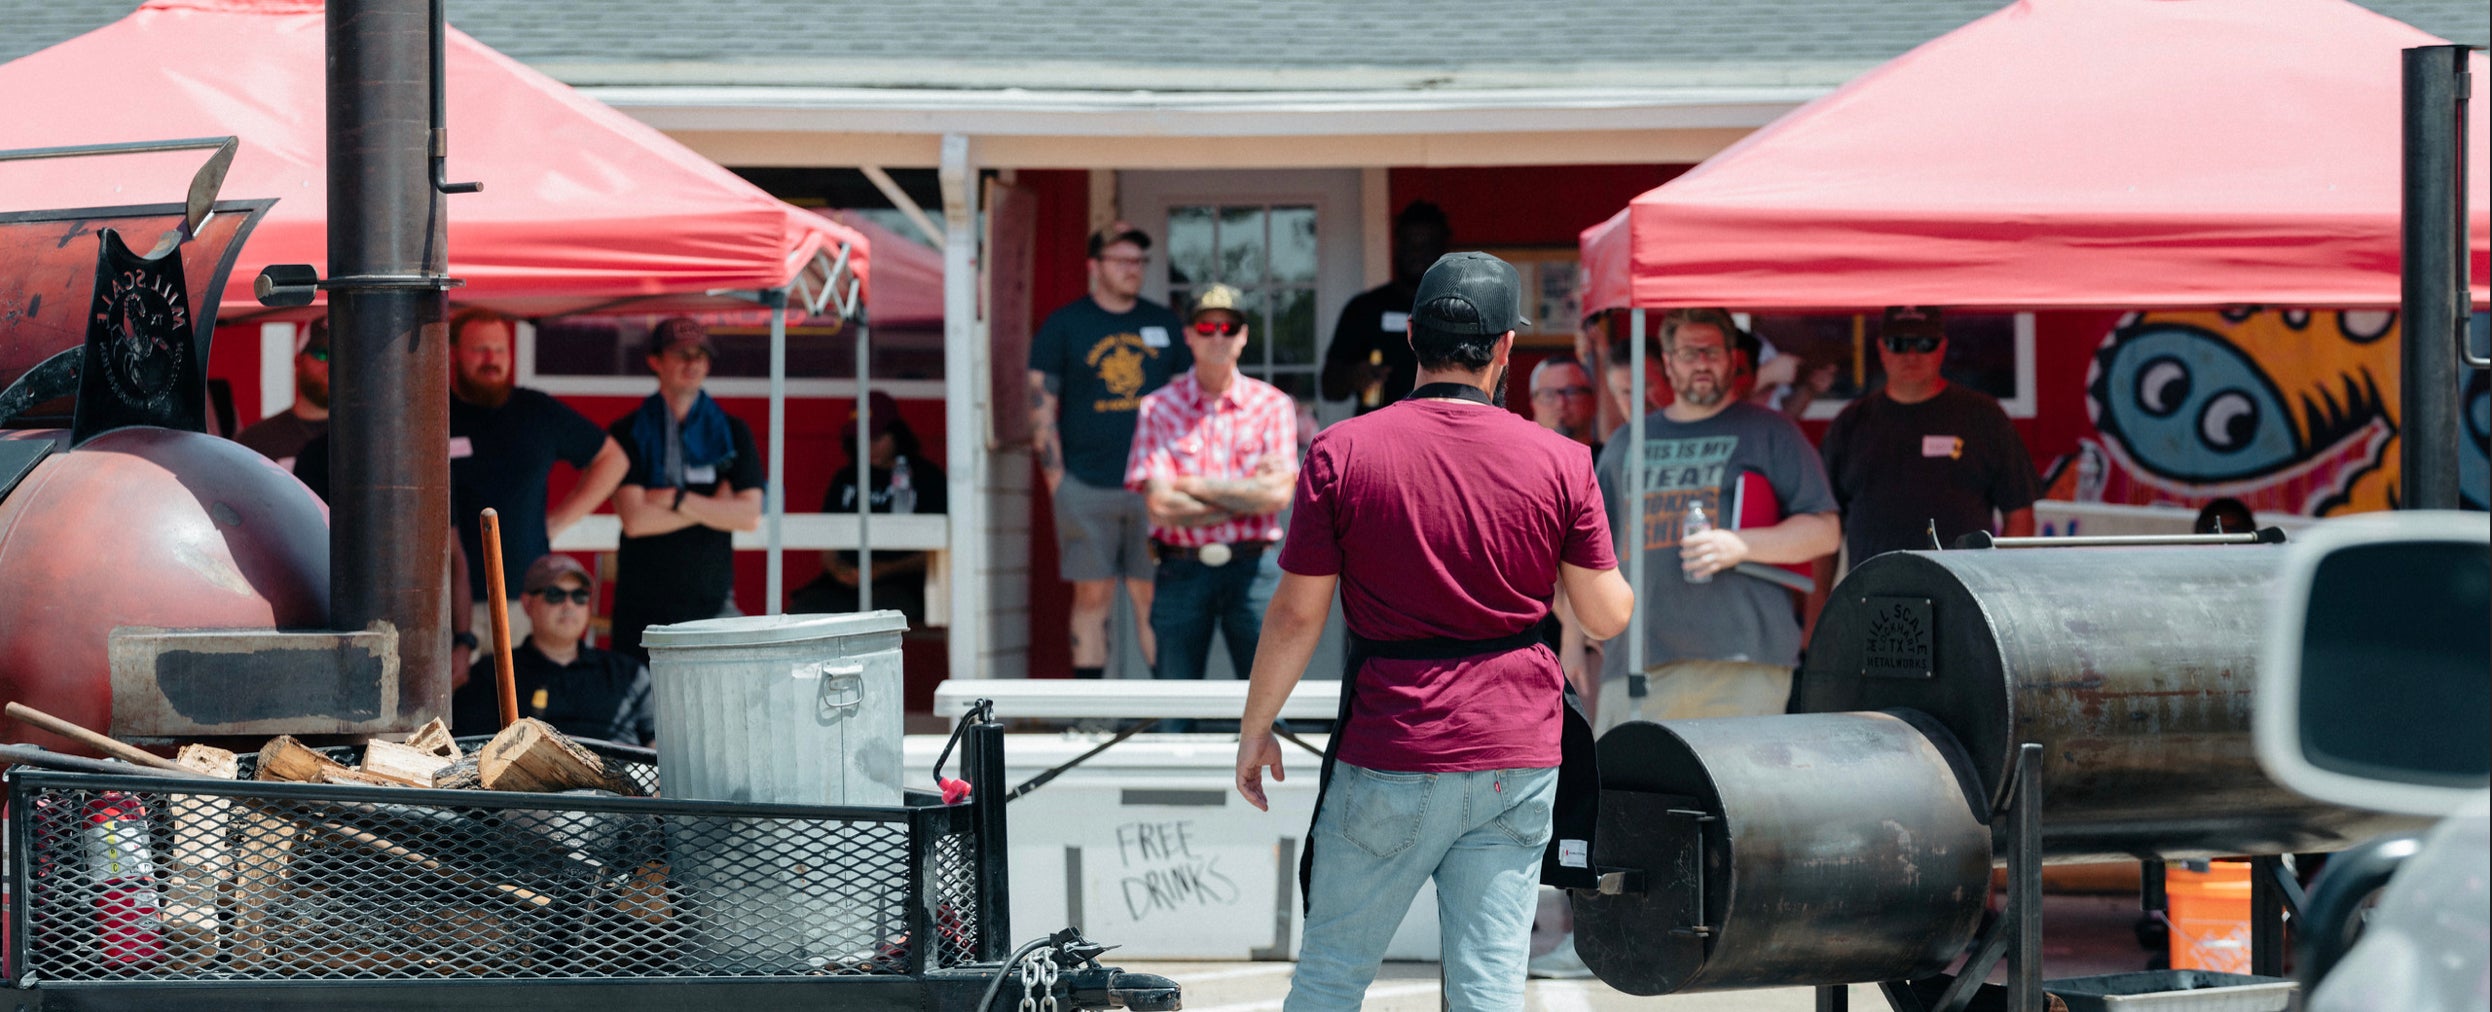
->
[1016, 944, 1061, 1012]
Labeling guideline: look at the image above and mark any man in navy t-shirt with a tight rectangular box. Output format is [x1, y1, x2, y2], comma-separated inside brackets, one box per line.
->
[448, 309, 628, 641]
[1027, 224, 1191, 678]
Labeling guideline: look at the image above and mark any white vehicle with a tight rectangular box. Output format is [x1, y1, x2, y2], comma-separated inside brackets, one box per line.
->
[2257, 510, 2489, 1012]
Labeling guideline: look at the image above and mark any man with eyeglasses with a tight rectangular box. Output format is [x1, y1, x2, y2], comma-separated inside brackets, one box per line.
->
[1593, 307, 1840, 729]
[1029, 224, 1192, 679]
[235, 317, 331, 471]
[1528, 355, 1601, 455]
[605, 318, 763, 663]
[1126, 284, 1297, 684]
[452, 553, 655, 746]
[1818, 306, 2037, 565]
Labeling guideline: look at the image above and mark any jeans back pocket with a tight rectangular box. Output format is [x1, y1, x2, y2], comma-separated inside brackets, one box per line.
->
[1336, 766, 1434, 859]
[1491, 768, 1558, 848]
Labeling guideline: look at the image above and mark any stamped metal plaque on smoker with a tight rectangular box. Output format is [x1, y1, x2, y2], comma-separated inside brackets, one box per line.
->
[1860, 596, 1934, 679]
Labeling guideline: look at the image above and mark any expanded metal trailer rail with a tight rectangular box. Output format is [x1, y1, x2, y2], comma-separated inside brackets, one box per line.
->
[2, 713, 1178, 1011]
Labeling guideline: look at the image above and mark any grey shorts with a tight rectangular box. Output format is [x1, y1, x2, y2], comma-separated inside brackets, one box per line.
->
[1053, 476, 1155, 582]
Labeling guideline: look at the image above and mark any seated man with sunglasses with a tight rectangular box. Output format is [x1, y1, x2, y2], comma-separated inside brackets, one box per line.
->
[452, 553, 656, 746]
[1126, 283, 1298, 686]
[236, 317, 331, 471]
[1818, 305, 2038, 566]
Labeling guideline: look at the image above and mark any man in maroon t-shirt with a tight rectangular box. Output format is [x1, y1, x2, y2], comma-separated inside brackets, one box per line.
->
[1237, 253, 1633, 1010]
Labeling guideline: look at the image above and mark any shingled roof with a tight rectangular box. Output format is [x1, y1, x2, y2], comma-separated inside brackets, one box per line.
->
[7, 0, 2485, 92]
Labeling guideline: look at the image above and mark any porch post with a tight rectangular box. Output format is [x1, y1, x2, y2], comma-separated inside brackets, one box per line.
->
[939, 133, 985, 680]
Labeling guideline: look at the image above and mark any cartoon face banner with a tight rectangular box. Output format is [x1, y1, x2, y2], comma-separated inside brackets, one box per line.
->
[2043, 308, 2490, 514]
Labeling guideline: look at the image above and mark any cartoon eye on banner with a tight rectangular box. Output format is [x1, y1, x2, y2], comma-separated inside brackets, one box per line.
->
[2045, 308, 2486, 516]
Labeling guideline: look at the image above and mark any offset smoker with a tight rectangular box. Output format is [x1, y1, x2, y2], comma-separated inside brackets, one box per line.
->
[1574, 544, 2424, 998]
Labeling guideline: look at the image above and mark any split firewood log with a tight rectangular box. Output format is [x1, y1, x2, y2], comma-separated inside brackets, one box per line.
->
[475, 718, 631, 794]
[254, 736, 394, 787]
[404, 717, 461, 762]
[361, 739, 447, 788]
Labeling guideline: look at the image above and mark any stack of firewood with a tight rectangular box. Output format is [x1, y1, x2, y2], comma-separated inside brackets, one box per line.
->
[251, 717, 636, 796]
[3, 702, 636, 797]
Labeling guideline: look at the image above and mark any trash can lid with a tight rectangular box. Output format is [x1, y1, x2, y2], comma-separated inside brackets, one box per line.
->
[641, 610, 908, 649]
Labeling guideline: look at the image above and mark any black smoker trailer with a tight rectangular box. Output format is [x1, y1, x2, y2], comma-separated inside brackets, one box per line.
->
[3, 714, 1179, 1011]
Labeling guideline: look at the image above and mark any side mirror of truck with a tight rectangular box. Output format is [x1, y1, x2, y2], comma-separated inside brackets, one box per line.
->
[2256, 510, 2490, 818]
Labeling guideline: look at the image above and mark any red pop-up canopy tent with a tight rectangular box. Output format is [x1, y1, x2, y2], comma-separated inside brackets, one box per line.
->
[0, 0, 867, 320]
[1580, 0, 2489, 313]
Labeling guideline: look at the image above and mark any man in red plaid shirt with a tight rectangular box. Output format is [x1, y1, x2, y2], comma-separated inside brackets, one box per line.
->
[1125, 283, 1300, 682]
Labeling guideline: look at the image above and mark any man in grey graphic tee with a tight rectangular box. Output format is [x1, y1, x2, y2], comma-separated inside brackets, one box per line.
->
[1592, 308, 1839, 730]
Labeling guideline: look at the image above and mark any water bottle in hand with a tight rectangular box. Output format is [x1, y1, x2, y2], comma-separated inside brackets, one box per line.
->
[891, 456, 918, 514]
[1682, 501, 1714, 584]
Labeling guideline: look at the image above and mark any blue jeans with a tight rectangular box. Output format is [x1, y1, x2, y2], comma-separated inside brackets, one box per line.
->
[1149, 549, 1278, 681]
[1287, 763, 1558, 1012]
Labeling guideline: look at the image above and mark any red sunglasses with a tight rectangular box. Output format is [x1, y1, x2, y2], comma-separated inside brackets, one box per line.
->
[1192, 320, 1244, 337]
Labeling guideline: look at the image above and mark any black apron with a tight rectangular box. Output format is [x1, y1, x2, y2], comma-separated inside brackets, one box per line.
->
[1296, 383, 1605, 915]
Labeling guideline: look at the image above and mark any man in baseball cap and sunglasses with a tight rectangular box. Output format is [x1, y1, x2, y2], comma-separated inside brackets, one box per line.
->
[451, 553, 655, 745]
[1818, 306, 2039, 565]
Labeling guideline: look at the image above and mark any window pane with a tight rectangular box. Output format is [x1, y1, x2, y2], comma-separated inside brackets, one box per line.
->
[531, 313, 940, 381]
[1167, 206, 1216, 287]
[1272, 287, 1317, 365]
[1270, 206, 1317, 286]
[1219, 206, 1265, 283]
[1234, 287, 1269, 366]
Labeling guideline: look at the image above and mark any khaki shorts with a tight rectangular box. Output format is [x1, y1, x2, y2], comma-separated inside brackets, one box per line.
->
[1594, 659, 1792, 736]
[1053, 476, 1155, 582]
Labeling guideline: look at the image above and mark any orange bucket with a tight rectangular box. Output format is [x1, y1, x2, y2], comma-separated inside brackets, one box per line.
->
[2166, 861, 2254, 973]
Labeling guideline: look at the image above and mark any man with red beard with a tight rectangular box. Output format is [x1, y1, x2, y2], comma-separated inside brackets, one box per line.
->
[1591, 307, 1838, 728]
[448, 308, 629, 640]
[235, 317, 331, 470]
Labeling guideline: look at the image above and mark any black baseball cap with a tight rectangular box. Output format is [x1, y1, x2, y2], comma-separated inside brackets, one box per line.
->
[1411, 252, 1530, 336]
[1087, 225, 1153, 259]
[1882, 306, 1945, 339]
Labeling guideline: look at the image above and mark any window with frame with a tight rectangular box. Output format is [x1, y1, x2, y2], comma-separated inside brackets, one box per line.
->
[1743, 311, 2036, 419]
[1163, 204, 1319, 403]
[520, 312, 945, 398]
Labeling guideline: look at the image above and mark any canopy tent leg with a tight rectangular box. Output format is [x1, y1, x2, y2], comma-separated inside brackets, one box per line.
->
[766, 289, 788, 614]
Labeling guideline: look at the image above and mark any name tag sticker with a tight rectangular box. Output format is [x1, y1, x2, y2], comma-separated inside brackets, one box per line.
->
[1381, 311, 1411, 332]
[448, 436, 474, 460]
[684, 464, 718, 485]
[1922, 435, 1962, 459]
[1558, 839, 1589, 868]
[1139, 326, 1171, 348]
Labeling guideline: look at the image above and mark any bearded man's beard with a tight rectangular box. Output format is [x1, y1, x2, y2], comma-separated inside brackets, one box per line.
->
[454, 370, 513, 408]
[1490, 364, 1509, 409]
[1675, 374, 1725, 408]
[298, 371, 330, 410]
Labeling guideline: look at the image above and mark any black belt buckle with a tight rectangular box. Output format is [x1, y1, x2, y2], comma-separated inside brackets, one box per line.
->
[1627, 673, 1649, 698]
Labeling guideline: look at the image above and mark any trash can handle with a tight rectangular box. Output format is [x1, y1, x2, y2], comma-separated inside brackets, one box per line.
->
[812, 662, 866, 722]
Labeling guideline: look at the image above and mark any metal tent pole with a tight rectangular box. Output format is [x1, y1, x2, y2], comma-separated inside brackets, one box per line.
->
[766, 288, 788, 614]
[2400, 44, 2474, 510]
[1627, 309, 1648, 683]
[856, 317, 874, 612]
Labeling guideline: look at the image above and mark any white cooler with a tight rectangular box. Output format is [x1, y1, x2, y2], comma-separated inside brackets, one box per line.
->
[906, 732, 1443, 962]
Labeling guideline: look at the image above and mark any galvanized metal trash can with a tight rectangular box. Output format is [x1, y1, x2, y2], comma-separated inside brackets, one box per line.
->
[643, 610, 909, 806]
[641, 610, 910, 972]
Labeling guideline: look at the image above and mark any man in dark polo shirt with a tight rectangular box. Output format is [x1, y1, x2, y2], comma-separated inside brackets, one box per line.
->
[453, 554, 654, 745]
[606, 318, 764, 662]
[1819, 306, 2039, 564]
[234, 317, 330, 470]
[449, 308, 629, 640]
[1320, 201, 1450, 415]
[1237, 253, 1633, 1009]
[1028, 224, 1192, 678]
